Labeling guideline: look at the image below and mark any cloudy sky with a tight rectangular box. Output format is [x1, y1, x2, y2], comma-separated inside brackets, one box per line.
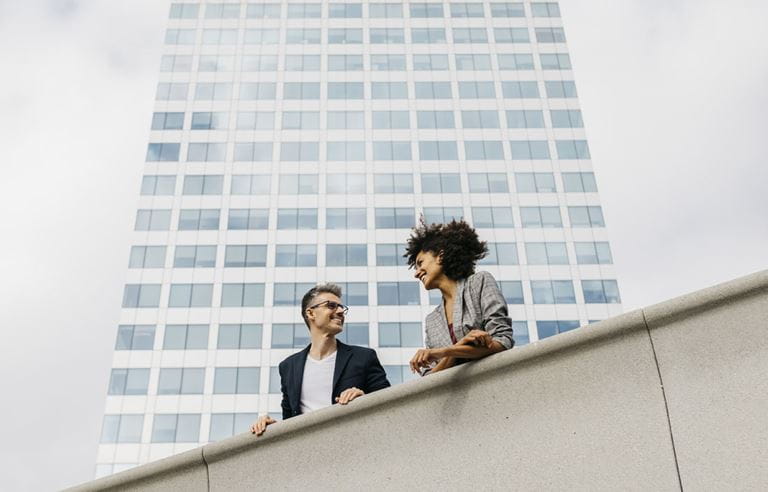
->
[0, 0, 766, 489]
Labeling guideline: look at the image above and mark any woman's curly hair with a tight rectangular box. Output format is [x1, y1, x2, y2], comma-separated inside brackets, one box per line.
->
[404, 218, 488, 280]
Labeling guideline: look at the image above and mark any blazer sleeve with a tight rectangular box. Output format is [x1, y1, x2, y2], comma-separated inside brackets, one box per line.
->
[477, 272, 515, 350]
[364, 349, 391, 393]
[278, 361, 293, 420]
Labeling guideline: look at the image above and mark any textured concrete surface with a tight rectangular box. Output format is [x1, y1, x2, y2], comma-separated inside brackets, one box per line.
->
[68, 270, 768, 491]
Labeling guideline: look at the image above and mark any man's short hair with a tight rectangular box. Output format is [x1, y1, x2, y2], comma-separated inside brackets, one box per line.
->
[301, 283, 343, 328]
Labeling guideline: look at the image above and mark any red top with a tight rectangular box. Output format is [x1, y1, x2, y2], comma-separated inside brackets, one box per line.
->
[448, 323, 458, 344]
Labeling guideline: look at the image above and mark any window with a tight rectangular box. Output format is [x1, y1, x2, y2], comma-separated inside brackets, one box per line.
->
[500, 281, 525, 304]
[227, 209, 269, 230]
[531, 2, 561, 17]
[168, 284, 213, 308]
[329, 2, 362, 17]
[582, 280, 621, 304]
[214, 367, 260, 394]
[371, 82, 408, 99]
[411, 2, 443, 17]
[280, 142, 319, 161]
[243, 28, 278, 45]
[545, 80, 577, 98]
[157, 368, 205, 395]
[531, 280, 576, 304]
[506, 110, 545, 128]
[334, 323, 368, 346]
[515, 172, 556, 192]
[327, 82, 364, 99]
[202, 28, 239, 45]
[379, 322, 423, 347]
[372, 111, 409, 129]
[468, 173, 509, 193]
[568, 206, 605, 227]
[326, 208, 367, 229]
[415, 82, 452, 99]
[273, 283, 315, 306]
[271, 323, 311, 348]
[218, 324, 262, 349]
[287, 3, 321, 18]
[461, 110, 499, 128]
[416, 111, 454, 129]
[326, 174, 366, 194]
[455, 54, 491, 70]
[479, 243, 518, 265]
[209, 413, 259, 442]
[169, 3, 198, 18]
[375, 208, 415, 228]
[122, 284, 161, 308]
[328, 28, 363, 44]
[163, 324, 208, 349]
[179, 209, 219, 230]
[377, 282, 420, 305]
[556, 140, 591, 159]
[195, 82, 232, 101]
[115, 325, 155, 350]
[541, 53, 572, 70]
[242, 55, 278, 72]
[520, 207, 562, 228]
[423, 207, 463, 225]
[230, 174, 272, 195]
[536, 320, 579, 340]
[327, 142, 365, 161]
[550, 109, 583, 128]
[472, 207, 514, 228]
[490, 2, 524, 17]
[373, 141, 412, 160]
[187, 142, 226, 162]
[286, 28, 321, 44]
[562, 172, 598, 192]
[151, 414, 201, 443]
[240, 82, 276, 100]
[198, 55, 235, 72]
[575, 242, 613, 264]
[411, 28, 445, 44]
[100, 415, 143, 443]
[370, 3, 403, 17]
[156, 82, 188, 101]
[383, 366, 419, 385]
[135, 209, 170, 231]
[173, 245, 216, 268]
[151, 112, 183, 130]
[224, 245, 267, 267]
[502, 81, 539, 98]
[233, 142, 273, 162]
[146, 143, 179, 162]
[450, 2, 484, 17]
[465, 141, 505, 160]
[494, 27, 529, 43]
[190, 112, 227, 131]
[277, 208, 318, 229]
[275, 244, 317, 267]
[221, 284, 265, 307]
[235, 112, 273, 130]
[374, 174, 413, 193]
[525, 242, 568, 265]
[182, 175, 223, 195]
[376, 243, 407, 266]
[283, 82, 320, 100]
[513, 320, 529, 345]
[413, 54, 449, 70]
[328, 111, 365, 129]
[418, 141, 458, 160]
[160, 55, 192, 72]
[246, 3, 281, 18]
[497, 54, 534, 70]
[285, 54, 320, 72]
[129, 246, 166, 269]
[326, 244, 368, 266]
[370, 28, 405, 43]
[458, 81, 495, 98]
[421, 173, 461, 193]
[339, 282, 368, 305]
[510, 140, 550, 159]
[205, 3, 240, 18]
[108, 368, 150, 395]
[371, 54, 406, 71]
[279, 174, 319, 194]
[453, 28, 487, 43]
[329, 53, 365, 71]
[536, 27, 566, 43]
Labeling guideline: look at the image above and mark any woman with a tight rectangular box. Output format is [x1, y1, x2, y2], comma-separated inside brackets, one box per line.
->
[405, 219, 514, 374]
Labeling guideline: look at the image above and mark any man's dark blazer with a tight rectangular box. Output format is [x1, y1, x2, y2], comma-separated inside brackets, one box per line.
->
[278, 340, 391, 420]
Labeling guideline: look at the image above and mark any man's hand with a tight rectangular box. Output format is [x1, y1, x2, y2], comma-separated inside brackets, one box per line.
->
[249, 415, 276, 436]
[409, 348, 443, 373]
[460, 330, 493, 347]
[335, 387, 364, 405]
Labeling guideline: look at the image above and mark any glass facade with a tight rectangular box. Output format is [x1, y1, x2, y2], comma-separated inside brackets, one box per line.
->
[97, 0, 621, 477]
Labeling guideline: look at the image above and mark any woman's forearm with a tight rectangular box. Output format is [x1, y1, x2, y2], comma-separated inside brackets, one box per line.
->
[436, 340, 505, 360]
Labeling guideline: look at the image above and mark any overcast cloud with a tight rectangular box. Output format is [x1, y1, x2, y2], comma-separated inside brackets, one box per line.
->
[0, 1, 766, 489]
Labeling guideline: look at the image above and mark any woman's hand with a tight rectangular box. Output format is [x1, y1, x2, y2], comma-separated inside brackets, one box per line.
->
[409, 348, 444, 373]
[249, 415, 276, 436]
[459, 329, 493, 347]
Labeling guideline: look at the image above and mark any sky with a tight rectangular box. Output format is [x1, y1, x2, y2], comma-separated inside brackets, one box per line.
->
[0, 0, 766, 489]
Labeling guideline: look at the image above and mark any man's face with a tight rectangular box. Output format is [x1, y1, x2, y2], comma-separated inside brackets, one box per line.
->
[413, 250, 444, 290]
[306, 293, 345, 335]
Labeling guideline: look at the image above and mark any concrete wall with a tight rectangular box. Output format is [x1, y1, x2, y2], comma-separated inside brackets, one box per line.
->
[69, 270, 768, 491]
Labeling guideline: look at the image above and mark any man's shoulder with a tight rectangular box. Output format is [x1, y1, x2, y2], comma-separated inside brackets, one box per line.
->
[279, 348, 308, 370]
[340, 342, 376, 358]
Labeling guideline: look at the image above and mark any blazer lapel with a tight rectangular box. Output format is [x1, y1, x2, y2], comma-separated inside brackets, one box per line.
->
[453, 278, 467, 335]
[290, 345, 311, 414]
[331, 341, 353, 401]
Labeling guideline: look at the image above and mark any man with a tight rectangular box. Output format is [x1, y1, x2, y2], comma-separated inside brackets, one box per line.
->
[250, 283, 390, 436]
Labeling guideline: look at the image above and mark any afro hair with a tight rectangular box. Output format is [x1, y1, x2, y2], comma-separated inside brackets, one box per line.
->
[404, 218, 487, 280]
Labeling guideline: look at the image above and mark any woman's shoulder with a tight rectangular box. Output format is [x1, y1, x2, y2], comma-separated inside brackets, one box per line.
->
[466, 270, 496, 285]
[425, 304, 442, 323]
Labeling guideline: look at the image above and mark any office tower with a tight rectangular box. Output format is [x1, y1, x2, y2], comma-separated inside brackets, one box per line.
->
[96, 0, 621, 477]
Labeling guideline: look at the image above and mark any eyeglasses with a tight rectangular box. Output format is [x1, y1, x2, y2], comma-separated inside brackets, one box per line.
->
[308, 300, 349, 315]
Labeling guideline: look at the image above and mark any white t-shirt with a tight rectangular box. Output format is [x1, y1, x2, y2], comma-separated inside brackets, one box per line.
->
[299, 351, 337, 414]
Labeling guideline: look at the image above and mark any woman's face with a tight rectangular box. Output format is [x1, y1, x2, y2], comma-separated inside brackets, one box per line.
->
[413, 250, 444, 290]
